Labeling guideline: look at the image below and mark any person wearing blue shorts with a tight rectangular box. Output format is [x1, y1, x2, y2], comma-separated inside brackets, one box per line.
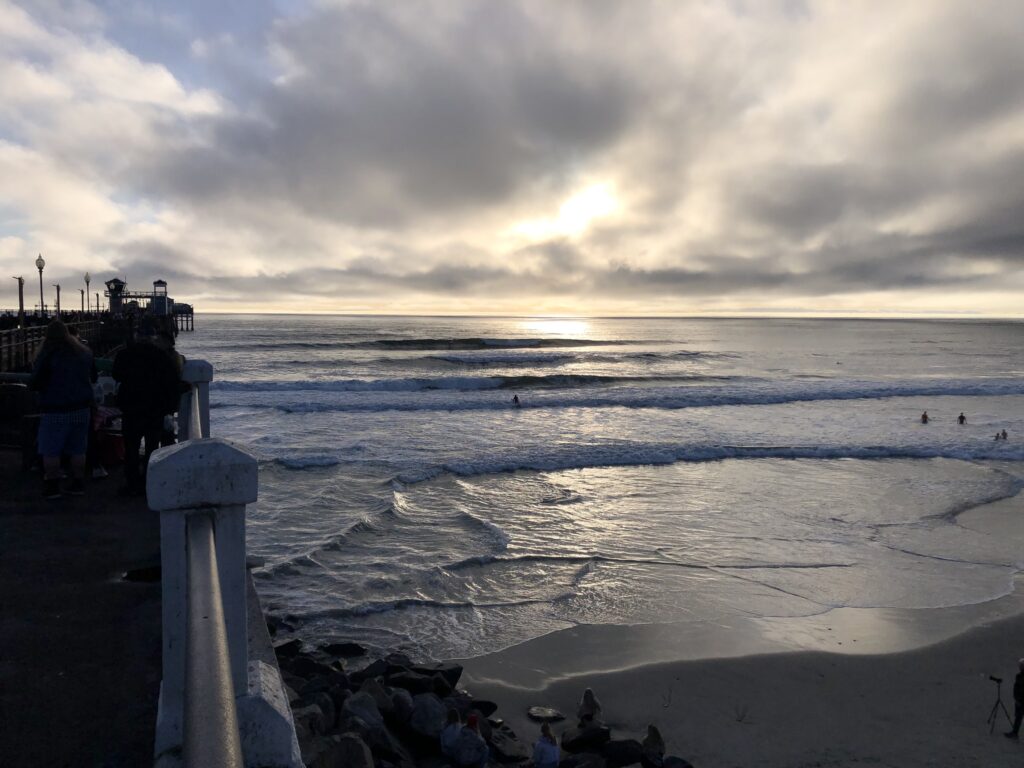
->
[31, 320, 97, 499]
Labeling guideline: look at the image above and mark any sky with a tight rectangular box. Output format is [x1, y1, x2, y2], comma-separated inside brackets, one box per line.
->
[1, 0, 1023, 316]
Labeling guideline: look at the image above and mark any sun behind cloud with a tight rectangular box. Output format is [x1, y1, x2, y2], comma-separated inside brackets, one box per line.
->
[511, 182, 620, 241]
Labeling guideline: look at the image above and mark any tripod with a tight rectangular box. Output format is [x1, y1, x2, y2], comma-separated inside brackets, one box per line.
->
[987, 677, 1013, 734]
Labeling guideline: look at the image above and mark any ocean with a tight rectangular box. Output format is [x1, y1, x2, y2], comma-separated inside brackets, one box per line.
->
[176, 315, 1024, 661]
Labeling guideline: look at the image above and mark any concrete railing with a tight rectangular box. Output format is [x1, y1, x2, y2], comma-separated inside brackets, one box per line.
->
[149, 359, 302, 768]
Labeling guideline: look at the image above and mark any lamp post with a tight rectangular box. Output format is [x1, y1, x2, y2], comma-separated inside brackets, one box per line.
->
[53, 283, 61, 315]
[84, 272, 91, 313]
[95, 292, 100, 313]
[12, 276, 24, 328]
[80, 288, 85, 313]
[35, 254, 45, 317]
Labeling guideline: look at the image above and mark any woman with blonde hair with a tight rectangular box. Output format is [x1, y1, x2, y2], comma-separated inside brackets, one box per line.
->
[31, 320, 96, 498]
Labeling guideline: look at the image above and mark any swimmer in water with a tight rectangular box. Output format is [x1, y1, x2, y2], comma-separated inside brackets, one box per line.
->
[512, 394, 520, 407]
[958, 412, 966, 425]
[921, 411, 929, 424]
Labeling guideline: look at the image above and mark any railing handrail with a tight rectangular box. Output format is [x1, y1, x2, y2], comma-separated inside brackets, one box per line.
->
[185, 513, 244, 768]
[188, 385, 203, 441]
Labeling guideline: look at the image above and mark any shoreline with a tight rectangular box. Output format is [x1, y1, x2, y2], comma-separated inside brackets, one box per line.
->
[456, 587, 1024, 766]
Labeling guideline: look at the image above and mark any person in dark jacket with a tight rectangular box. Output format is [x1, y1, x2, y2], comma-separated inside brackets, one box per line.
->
[112, 323, 181, 495]
[30, 320, 97, 498]
[1006, 659, 1024, 739]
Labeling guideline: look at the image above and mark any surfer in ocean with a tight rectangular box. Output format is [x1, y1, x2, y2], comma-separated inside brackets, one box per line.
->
[512, 394, 521, 407]
[921, 411, 929, 424]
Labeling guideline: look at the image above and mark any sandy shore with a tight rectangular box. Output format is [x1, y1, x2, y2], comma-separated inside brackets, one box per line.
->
[461, 604, 1024, 766]
[452, 477, 1024, 767]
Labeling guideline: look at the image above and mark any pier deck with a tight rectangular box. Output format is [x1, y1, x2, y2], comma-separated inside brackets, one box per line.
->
[0, 450, 161, 767]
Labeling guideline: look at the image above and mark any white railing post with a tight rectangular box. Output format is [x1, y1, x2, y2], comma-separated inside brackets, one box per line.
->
[179, 359, 213, 441]
[148, 438, 257, 764]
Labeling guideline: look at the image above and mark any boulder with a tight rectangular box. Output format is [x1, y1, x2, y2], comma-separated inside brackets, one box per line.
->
[662, 758, 694, 768]
[389, 670, 436, 695]
[322, 641, 368, 658]
[390, 688, 415, 725]
[352, 658, 389, 683]
[561, 754, 606, 768]
[273, 638, 303, 659]
[301, 674, 345, 697]
[282, 672, 307, 693]
[443, 691, 475, 718]
[527, 706, 565, 723]
[285, 655, 344, 682]
[409, 692, 448, 740]
[601, 740, 642, 768]
[411, 662, 464, 689]
[331, 733, 375, 768]
[470, 710, 493, 742]
[360, 677, 395, 714]
[488, 727, 530, 763]
[341, 691, 385, 732]
[432, 673, 454, 698]
[292, 703, 328, 739]
[294, 691, 337, 731]
[385, 652, 414, 672]
[561, 725, 611, 754]
[470, 699, 499, 718]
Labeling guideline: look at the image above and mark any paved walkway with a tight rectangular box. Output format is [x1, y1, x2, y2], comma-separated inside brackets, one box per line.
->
[0, 451, 162, 767]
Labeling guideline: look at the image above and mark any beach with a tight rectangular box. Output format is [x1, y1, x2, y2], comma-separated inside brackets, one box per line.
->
[452, 492, 1024, 766]
[461, 594, 1024, 767]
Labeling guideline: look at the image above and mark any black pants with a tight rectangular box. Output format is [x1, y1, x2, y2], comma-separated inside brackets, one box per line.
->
[123, 413, 164, 491]
[1013, 700, 1023, 735]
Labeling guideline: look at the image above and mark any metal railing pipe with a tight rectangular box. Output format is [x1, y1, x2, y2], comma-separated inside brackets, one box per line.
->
[184, 513, 244, 768]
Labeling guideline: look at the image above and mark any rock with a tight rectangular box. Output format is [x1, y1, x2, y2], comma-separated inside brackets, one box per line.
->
[389, 670, 436, 695]
[411, 662, 464, 689]
[274, 638, 304, 659]
[285, 655, 345, 681]
[488, 727, 530, 763]
[352, 658, 389, 683]
[385, 652, 414, 671]
[561, 754, 606, 768]
[294, 692, 337, 731]
[527, 706, 566, 723]
[409, 692, 448, 740]
[443, 691, 475, 718]
[561, 725, 611, 754]
[301, 674, 346, 697]
[293, 703, 328, 738]
[360, 677, 395, 714]
[601, 740, 642, 768]
[282, 671, 308, 693]
[432, 673, 454, 698]
[328, 686, 352, 716]
[322, 641, 368, 658]
[341, 691, 385, 732]
[470, 699, 499, 718]
[301, 735, 339, 768]
[390, 688, 415, 725]
[285, 684, 301, 704]
[662, 757, 694, 768]
[332, 733, 375, 768]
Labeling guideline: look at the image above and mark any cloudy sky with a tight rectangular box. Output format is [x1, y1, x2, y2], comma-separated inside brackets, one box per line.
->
[2, 0, 1023, 315]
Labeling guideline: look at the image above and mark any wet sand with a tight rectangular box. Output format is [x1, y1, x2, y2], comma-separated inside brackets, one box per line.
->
[457, 490, 1024, 767]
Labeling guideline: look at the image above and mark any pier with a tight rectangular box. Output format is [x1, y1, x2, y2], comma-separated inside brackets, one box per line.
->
[0, 359, 301, 766]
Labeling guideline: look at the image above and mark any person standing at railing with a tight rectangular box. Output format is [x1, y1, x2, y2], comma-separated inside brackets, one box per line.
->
[113, 320, 183, 496]
[154, 329, 188, 447]
[30, 319, 97, 499]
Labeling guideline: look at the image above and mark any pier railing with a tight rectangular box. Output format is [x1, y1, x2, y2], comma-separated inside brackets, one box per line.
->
[0, 320, 103, 373]
[148, 360, 301, 768]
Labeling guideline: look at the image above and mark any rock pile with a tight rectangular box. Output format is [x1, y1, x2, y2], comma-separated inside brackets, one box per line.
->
[273, 637, 695, 768]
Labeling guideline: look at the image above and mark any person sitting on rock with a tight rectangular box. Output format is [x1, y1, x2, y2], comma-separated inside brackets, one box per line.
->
[577, 687, 602, 726]
[532, 722, 560, 768]
[440, 708, 462, 759]
[454, 713, 489, 768]
[641, 724, 665, 768]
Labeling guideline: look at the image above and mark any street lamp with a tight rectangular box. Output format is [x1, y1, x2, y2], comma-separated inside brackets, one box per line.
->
[35, 254, 45, 316]
[53, 283, 61, 315]
[12, 276, 25, 328]
[80, 288, 85, 313]
[84, 272, 91, 313]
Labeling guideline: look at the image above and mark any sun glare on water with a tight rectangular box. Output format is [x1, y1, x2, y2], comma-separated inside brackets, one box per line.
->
[520, 318, 591, 336]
